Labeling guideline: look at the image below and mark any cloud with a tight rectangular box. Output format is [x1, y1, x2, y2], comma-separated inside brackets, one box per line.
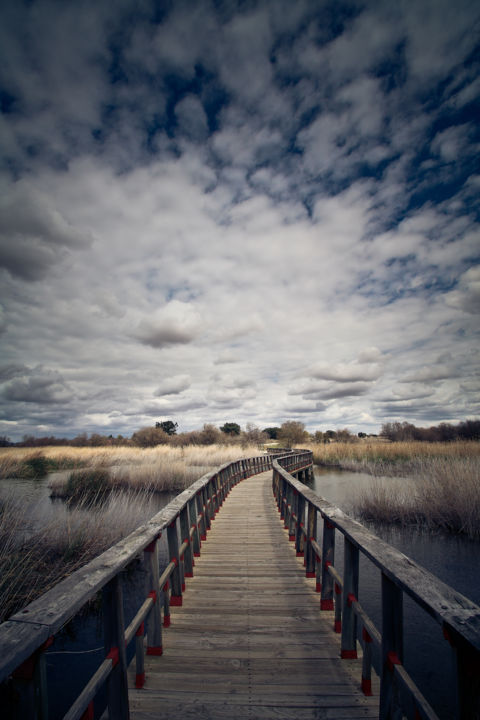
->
[2, 368, 72, 404]
[134, 301, 203, 349]
[0, 1, 478, 440]
[445, 266, 480, 314]
[0, 181, 91, 280]
[155, 375, 191, 396]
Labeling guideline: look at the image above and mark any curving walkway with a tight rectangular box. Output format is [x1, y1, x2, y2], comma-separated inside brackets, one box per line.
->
[128, 470, 379, 719]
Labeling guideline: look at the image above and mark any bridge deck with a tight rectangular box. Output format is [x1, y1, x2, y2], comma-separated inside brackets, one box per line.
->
[128, 470, 380, 719]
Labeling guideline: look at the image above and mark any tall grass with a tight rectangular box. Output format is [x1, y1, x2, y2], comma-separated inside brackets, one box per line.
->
[0, 488, 159, 622]
[309, 440, 480, 476]
[0, 443, 263, 485]
[0, 443, 266, 620]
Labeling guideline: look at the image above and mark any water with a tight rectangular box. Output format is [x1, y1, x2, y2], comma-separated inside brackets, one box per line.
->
[308, 466, 480, 719]
[0, 473, 175, 719]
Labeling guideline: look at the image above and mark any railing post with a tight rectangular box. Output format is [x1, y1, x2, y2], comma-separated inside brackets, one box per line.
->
[379, 572, 403, 720]
[296, 493, 305, 557]
[188, 496, 201, 557]
[180, 505, 193, 579]
[305, 501, 317, 580]
[289, 486, 297, 541]
[320, 518, 335, 610]
[145, 535, 162, 656]
[167, 519, 183, 606]
[341, 538, 359, 659]
[196, 490, 206, 541]
[11, 638, 53, 720]
[103, 574, 129, 720]
[443, 625, 480, 719]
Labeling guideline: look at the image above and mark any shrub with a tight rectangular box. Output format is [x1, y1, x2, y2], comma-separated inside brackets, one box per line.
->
[64, 469, 112, 506]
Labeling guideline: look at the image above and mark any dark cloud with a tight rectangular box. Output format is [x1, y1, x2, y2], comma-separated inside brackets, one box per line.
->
[2, 368, 71, 404]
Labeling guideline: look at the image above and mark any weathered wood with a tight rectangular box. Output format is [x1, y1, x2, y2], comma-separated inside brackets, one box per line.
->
[129, 470, 378, 720]
[103, 574, 129, 720]
[274, 462, 480, 653]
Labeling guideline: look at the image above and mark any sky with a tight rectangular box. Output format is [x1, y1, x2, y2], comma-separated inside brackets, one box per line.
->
[0, 0, 479, 441]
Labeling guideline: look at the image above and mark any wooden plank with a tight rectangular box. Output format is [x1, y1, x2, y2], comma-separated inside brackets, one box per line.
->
[129, 470, 379, 720]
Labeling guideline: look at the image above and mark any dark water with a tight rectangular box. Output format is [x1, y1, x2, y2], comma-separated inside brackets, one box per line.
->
[0, 474, 174, 720]
[308, 466, 480, 720]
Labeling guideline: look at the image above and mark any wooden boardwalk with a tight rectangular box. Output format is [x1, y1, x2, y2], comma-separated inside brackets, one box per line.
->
[128, 470, 379, 719]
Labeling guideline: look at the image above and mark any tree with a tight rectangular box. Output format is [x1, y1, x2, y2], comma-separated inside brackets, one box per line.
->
[263, 427, 280, 439]
[241, 423, 267, 446]
[277, 421, 308, 448]
[132, 426, 170, 447]
[220, 422, 241, 435]
[156, 420, 178, 435]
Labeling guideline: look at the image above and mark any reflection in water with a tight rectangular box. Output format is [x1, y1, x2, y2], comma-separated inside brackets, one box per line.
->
[308, 466, 480, 720]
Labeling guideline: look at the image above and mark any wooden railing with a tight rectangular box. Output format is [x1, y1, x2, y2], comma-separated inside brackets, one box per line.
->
[273, 455, 480, 720]
[0, 451, 305, 720]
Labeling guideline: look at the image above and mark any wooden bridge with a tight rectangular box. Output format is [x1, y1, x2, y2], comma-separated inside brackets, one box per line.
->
[0, 450, 479, 720]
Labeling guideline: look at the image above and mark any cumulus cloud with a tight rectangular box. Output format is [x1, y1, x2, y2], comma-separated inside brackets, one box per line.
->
[155, 375, 191, 396]
[134, 301, 203, 349]
[0, 181, 91, 280]
[2, 368, 72, 404]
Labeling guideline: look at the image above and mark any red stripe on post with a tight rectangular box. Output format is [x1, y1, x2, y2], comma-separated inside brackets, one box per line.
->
[334, 620, 342, 633]
[185, 571, 194, 578]
[288, 535, 295, 541]
[170, 595, 183, 606]
[347, 592, 357, 607]
[320, 599, 334, 611]
[306, 571, 316, 578]
[362, 627, 372, 644]
[361, 676, 372, 696]
[341, 649, 358, 659]
[316, 581, 322, 593]
[163, 614, 171, 628]
[135, 672, 146, 689]
[194, 551, 201, 557]
[107, 647, 119, 667]
[80, 701, 94, 720]
[387, 651, 401, 672]
[148, 591, 157, 603]
[146, 646, 163, 656]
[136, 622, 145, 637]
[296, 551, 304, 557]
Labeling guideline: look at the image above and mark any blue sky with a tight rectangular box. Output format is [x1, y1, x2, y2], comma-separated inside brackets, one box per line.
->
[0, 0, 479, 440]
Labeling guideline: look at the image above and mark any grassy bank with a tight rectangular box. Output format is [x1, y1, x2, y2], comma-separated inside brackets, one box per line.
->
[0, 443, 263, 491]
[309, 441, 480, 539]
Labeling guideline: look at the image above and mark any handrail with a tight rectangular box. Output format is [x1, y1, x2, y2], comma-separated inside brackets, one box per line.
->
[0, 451, 298, 719]
[272, 455, 480, 720]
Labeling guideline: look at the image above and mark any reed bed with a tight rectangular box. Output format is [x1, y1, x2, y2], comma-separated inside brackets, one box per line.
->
[0, 488, 159, 622]
[0, 443, 265, 619]
[0, 443, 263, 484]
[309, 440, 480, 477]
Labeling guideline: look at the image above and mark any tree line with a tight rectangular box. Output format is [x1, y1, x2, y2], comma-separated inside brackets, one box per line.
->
[1, 418, 478, 449]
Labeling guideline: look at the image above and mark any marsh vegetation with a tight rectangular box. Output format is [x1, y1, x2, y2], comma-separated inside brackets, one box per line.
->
[0, 443, 262, 621]
[309, 440, 480, 539]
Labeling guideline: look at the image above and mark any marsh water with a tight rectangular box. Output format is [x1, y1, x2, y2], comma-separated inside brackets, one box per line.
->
[1, 468, 479, 719]
[309, 466, 480, 719]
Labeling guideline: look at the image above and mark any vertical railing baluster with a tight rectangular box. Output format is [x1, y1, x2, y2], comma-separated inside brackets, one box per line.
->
[103, 574, 129, 720]
[167, 519, 183, 607]
[296, 492, 305, 557]
[180, 505, 193, 580]
[305, 501, 317, 580]
[320, 519, 335, 610]
[189, 496, 201, 558]
[341, 538, 359, 658]
[145, 535, 162, 656]
[379, 573, 403, 719]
